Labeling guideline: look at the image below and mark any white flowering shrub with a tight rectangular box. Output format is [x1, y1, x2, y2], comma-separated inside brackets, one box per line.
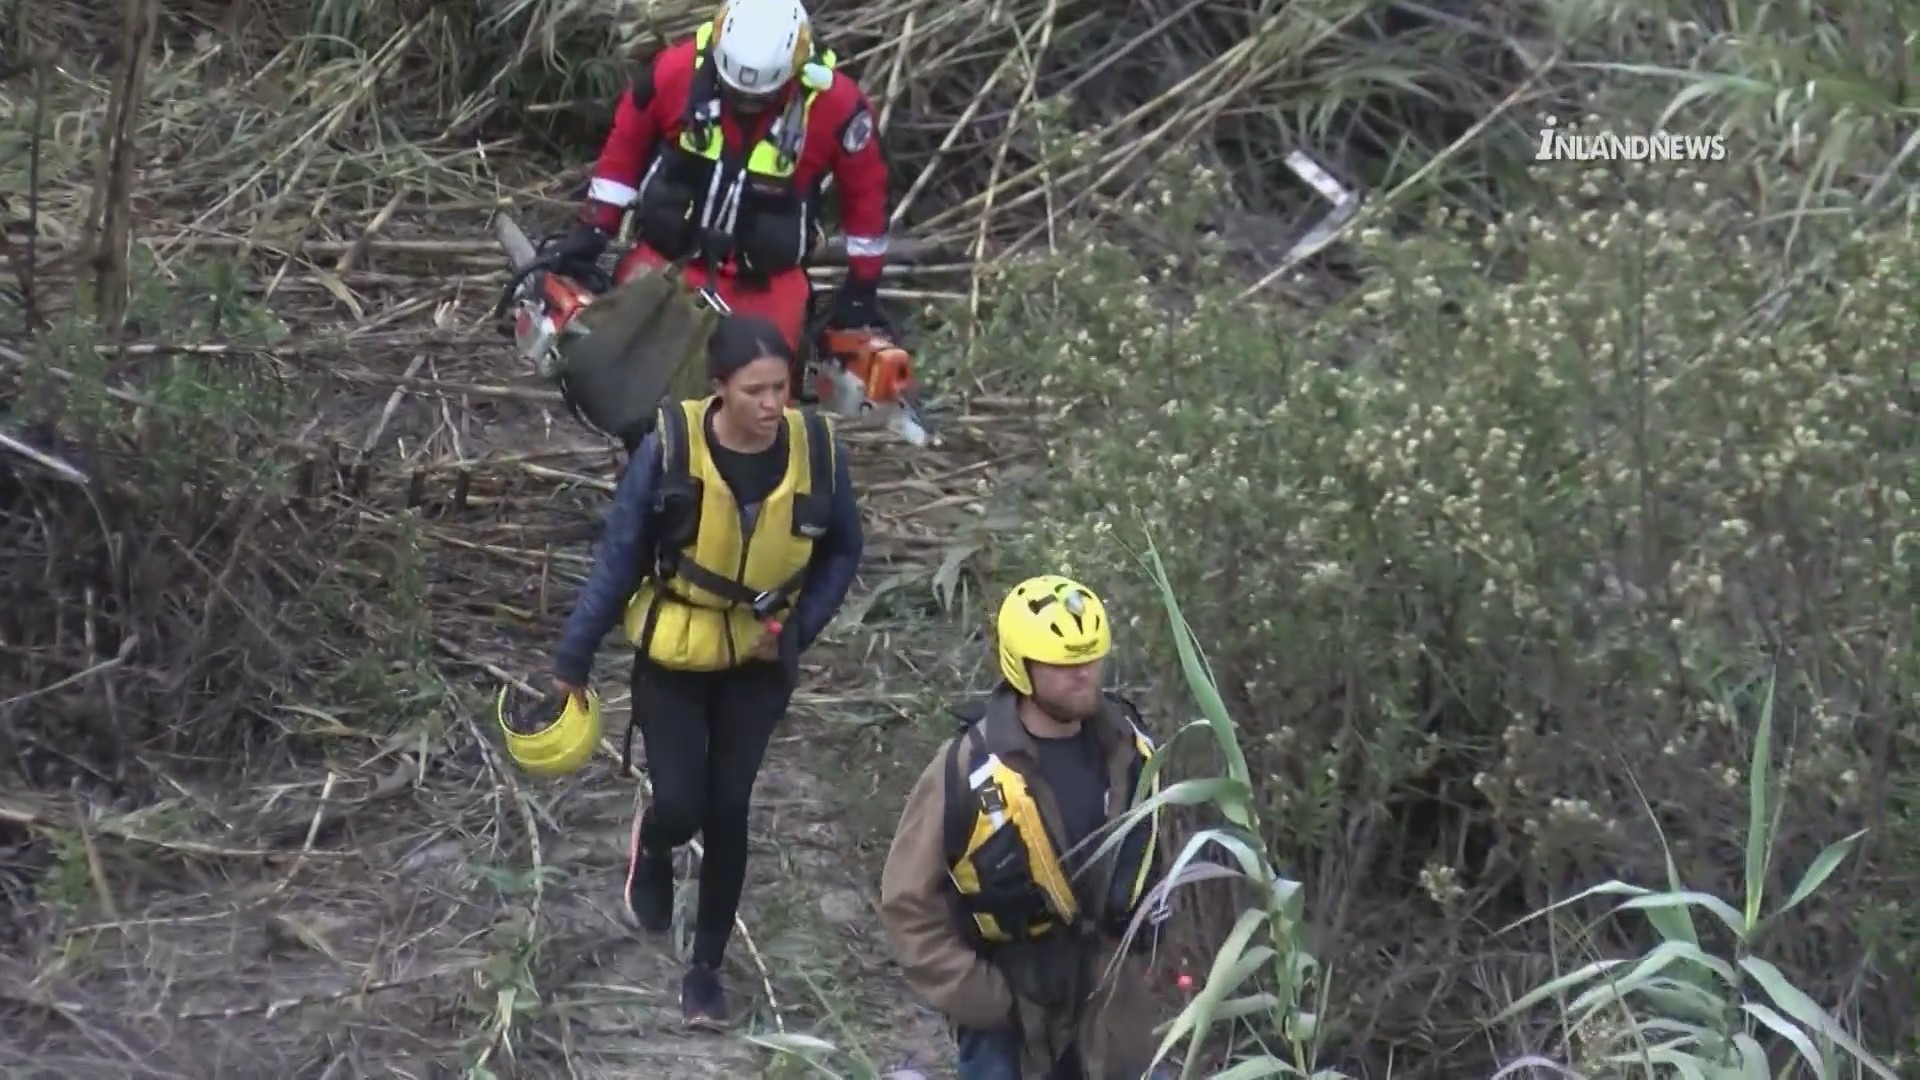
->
[936, 146, 1918, 1066]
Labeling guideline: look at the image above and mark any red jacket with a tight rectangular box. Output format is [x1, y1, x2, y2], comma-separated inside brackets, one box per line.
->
[582, 37, 891, 285]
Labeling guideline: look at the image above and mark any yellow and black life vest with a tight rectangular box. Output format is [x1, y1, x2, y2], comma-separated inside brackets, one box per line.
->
[632, 21, 839, 276]
[621, 396, 837, 673]
[942, 693, 1163, 946]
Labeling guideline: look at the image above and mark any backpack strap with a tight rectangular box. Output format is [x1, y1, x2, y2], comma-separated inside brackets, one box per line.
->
[940, 723, 989, 867]
[657, 401, 691, 482]
[684, 23, 723, 135]
[622, 404, 692, 777]
[1101, 690, 1145, 729]
[647, 400, 696, 578]
[801, 409, 836, 498]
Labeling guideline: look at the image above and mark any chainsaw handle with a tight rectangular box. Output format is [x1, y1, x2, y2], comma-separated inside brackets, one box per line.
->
[492, 257, 561, 321]
[493, 248, 613, 323]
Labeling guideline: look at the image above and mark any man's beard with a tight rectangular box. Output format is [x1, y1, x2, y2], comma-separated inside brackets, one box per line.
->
[722, 90, 775, 116]
[1034, 685, 1100, 724]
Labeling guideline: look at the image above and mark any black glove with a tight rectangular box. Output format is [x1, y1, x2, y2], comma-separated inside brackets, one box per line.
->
[828, 276, 884, 331]
[545, 222, 608, 271]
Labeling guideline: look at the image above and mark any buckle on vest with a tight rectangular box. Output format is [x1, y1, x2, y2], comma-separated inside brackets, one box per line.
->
[978, 784, 1006, 816]
[749, 590, 783, 619]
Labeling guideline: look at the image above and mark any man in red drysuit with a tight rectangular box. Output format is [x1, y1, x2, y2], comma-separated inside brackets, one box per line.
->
[549, 0, 892, 357]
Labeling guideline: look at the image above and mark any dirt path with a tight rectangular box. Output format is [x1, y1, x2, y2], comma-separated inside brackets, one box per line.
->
[526, 696, 958, 1078]
[1, 340, 996, 1077]
[4, 725, 954, 1079]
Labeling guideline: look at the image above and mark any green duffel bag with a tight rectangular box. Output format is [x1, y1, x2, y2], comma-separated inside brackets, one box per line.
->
[552, 264, 719, 448]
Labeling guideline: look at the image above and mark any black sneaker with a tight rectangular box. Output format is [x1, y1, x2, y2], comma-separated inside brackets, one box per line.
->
[622, 852, 673, 933]
[680, 962, 728, 1029]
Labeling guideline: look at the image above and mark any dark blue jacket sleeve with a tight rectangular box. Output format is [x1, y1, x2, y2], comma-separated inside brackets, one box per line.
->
[791, 440, 863, 652]
[552, 435, 660, 686]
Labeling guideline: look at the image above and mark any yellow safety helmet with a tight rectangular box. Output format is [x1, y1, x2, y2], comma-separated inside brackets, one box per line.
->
[995, 574, 1111, 696]
[496, 684, 602, 779]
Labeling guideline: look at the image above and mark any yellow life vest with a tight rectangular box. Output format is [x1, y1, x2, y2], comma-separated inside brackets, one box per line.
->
[622, 396, 838, 671]
[942, 695, 1163, 946]
[683, 20, 838, 180]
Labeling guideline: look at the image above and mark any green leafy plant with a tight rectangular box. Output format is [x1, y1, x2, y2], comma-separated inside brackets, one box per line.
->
[1492, 673, 1893, 1079]
[1100, 533, 1347, 1079]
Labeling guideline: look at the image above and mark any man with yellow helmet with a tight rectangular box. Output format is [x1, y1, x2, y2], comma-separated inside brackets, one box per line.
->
[878, 575, 1173, 1079]
[549, 312, 863, 1027]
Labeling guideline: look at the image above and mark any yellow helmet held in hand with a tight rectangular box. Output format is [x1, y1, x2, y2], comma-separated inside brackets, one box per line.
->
[996, 574, 1111, 695]
[496, 684, 602, 779]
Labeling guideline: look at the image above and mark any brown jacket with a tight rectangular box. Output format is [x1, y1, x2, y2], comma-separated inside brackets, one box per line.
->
[878, 686, 1167, 1077]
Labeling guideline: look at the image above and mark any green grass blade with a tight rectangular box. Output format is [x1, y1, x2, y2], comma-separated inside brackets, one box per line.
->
[1737, 956, 1896, 1078]
[1623, 769, 1699, 947]
[1597, 1036, 1707, 1059]
[1488, 1056, 1583, 1078]
[742, 1033, 848, 1079]
[1742, 673, 1777, 928]
[1490, 958, 1630, 1022]
[1495, 880, 1652, 934]
[1772, 828, 1868, 919]
[1615, 892, 1748, 942]
[1638, 1048, 1712, 1080]
[1133, 777, 1256, 820]
[1729, 1033, 1770, 1080]
[1149, 828, 1267, 902]
[1141, 534, 1253, 805]
[1564, 941, 1737, 1022]
[1633, 977, 1738, 1026]
[1209, 992, 1284, 1023]
[1207, 1058, 1306, 1079]
[1630, 1018, 1724, 1042]
[1738, 1002, 1829, 1077]
[1152, 907, 1270, 1071]
[1111, 859, 1242, 972]
[1218, 945, 1277, 997]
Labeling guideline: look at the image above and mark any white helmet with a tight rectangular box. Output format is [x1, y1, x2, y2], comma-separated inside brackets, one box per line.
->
[710, 0, 812, 98]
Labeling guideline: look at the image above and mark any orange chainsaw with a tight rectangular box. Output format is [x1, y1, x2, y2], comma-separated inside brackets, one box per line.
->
[811, 326, 928, 447]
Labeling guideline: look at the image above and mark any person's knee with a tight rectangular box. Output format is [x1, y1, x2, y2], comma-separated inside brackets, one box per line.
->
[646, 798, 700, 845]
[644, 781, 705, 845]
[700, 775, 756, 847]
[643, 743, 707, 845]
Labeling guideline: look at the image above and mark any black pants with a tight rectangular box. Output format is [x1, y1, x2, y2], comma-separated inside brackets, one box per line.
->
[628, 651, 793, 966]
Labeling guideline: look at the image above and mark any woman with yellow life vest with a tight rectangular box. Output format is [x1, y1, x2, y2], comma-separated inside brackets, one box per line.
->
[878, 575, 1174, 1080]
[550, 312, 863, 1027]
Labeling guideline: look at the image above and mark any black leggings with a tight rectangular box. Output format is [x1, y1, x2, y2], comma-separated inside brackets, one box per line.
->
[628, 651, 793, 966]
